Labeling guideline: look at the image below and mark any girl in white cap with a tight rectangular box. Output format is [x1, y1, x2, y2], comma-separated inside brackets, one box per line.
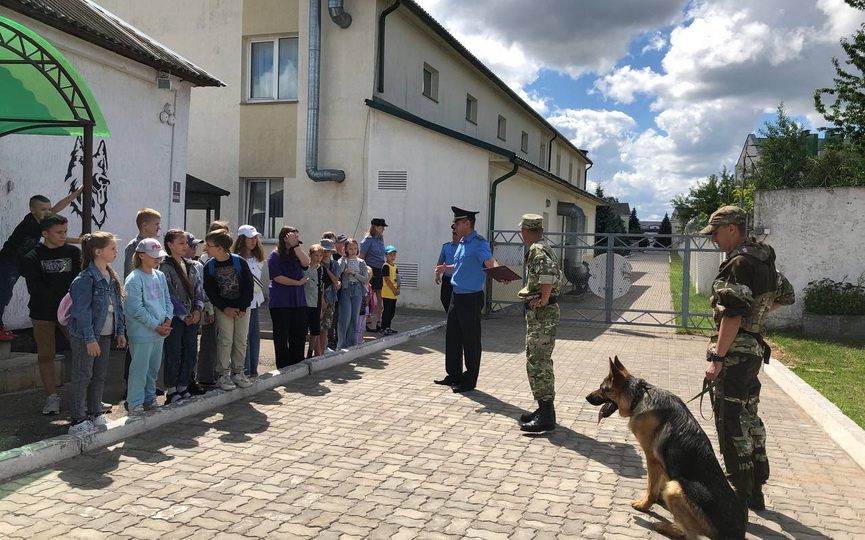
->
[233, 225, 265, 376]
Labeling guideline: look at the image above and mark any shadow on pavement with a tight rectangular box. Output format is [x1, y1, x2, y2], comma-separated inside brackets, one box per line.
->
[748, 509, 833, 540]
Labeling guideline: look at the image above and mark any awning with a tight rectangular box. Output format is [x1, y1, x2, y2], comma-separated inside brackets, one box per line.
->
[0, 14, 109, 137]
[185, 173, 229, 210]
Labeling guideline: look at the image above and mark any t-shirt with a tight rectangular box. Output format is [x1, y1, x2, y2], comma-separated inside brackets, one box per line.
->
[202, 255, 254, 311]
[20, 243, 81, 320]
[0, 213, 41, 266]
[267, 251, 307, 308]
[382, 262, 399, 300]
[302, 264, 324, 308]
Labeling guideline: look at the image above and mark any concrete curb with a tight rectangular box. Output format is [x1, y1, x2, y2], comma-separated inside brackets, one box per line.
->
[0, 319, 446, 483]
[765, 358, 865, 472]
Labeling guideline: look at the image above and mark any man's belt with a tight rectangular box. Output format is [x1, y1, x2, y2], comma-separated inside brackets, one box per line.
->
[524, 296, 557, 309]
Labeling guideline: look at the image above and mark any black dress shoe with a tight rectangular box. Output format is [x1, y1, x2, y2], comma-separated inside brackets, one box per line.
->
[452, 383, 476, 393]
[434, 376, 458, 385]
[187, 382, 207, 395]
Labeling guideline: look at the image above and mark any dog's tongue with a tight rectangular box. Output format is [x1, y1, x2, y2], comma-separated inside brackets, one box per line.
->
[597, 408, 604, 425]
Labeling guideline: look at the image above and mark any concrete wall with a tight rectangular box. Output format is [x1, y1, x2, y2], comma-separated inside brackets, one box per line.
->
[754, 187, 865, 329]
[0, 11, 193, 330]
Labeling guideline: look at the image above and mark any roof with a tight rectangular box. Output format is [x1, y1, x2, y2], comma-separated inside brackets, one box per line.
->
[0, 0, 223, 87]
[401, 0, 591, 166]
[186, 173, 230, 196]
[610, 202, 631, 215]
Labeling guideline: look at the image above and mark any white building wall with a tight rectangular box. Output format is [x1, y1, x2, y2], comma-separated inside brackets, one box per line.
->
[0, 12, 193, 330]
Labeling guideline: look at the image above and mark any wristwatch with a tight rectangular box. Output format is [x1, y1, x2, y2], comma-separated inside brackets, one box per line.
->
[708, 352, 725, 363]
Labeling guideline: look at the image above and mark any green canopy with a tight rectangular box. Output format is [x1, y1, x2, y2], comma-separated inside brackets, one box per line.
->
[0, 15, 109, 138]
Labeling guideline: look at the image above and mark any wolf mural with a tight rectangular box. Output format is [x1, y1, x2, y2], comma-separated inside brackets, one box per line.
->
[64, 137, 111, 228]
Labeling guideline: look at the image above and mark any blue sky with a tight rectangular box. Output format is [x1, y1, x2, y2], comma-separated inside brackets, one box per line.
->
[416, 0, 865, 221]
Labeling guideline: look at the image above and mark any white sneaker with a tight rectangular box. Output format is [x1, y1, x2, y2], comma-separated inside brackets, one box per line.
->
[42, 393, 61, 415]
[68, 419, 94, 435]
[217, 374, 236, 391]
[101, 402, 112, 413]
[91, 414, 109, 427]
[231, 373, 252, 389]
[128, 405, 144, 414]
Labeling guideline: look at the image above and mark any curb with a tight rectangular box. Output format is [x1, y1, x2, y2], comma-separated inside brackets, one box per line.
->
[765, 358, 865, 472]
[0, 320, 446, 483]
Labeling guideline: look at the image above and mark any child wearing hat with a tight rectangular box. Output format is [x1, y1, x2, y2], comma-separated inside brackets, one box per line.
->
[380, 245, 400, 335]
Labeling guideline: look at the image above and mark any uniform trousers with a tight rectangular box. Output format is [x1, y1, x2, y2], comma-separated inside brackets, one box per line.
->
[440, 275, 453, 313]
[445, 290, 484, 387]
[525, 303, 559, 402]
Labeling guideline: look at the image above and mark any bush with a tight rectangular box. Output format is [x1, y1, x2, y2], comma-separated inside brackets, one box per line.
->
[803, 277, 865, 315]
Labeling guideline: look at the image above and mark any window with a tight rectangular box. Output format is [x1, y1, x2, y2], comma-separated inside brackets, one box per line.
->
[556, 153, 562, 176]
[245, 179, 284, 238]
[520, 131, 529, 153]
[248, 37, 299, 101]
[539, 142, 546, 169]
[568, 162, 574, 182]
[465, 94, 477, 123]
[497, 115, 507, 141]
[422, 63, 439, 101]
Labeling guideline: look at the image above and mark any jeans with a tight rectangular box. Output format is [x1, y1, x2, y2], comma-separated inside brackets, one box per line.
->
[128, 341, 164, 408]
[244, 307, 261, 375]
[270, 306, 308, 368]
[68, 335, 111, 422]
[0, 260, 19, 326]
[337, 282, 364, 349]
[214, 309, 250, 377]
[163, 317, 198, 388]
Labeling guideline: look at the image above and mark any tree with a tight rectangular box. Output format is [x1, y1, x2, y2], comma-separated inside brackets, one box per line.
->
[628, 208, 647, 247]
[670, 167, 736, 231]
[658, 213, 672, 247]
[594, 185, 627, 255]
[750, 103, 810, 189]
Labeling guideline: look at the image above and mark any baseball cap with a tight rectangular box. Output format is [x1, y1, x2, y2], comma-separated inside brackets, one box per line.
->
[135, 238, 167, 258]
[336, 234, 348, 243]
[320, 238, 336, 251]
[237, 225, 261, 238]
[385, 245, 397, 253]
[185, 232, 204, 247]
[699, 206, 747, 235]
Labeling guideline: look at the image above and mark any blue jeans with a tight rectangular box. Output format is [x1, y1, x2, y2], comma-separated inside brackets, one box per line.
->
[67, 335, 111, 422]
[244, 307, 260, 375]
[163, 317, 198, 389]
[0, 260, 19, 326]
[128, 341, 164, 408]
[337, 282, 364, 349]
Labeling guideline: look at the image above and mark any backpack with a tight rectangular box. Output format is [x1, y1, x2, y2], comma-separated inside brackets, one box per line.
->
[57, 292, 73, 326]
[206, 253, 243, 277]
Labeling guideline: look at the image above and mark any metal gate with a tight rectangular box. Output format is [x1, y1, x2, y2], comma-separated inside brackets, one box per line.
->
[488, 231, 723, 330]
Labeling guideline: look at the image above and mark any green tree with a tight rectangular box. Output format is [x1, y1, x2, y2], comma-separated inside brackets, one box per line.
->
[670, 167, 736, 231]
[628, 208, 647, 247]
[658, 213, 672, 247]
[594, 185, 627, 255]
[750, 103, 810, 189]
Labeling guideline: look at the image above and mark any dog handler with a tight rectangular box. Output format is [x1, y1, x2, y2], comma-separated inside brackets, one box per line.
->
[702, 206, 794, 514]
[516, 214, 563, 432]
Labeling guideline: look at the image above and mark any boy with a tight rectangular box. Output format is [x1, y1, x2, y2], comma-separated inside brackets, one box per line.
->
[183, 233, 209, 395]
[0, 188, 83, 340]
[380, 245, 400, 335]
[20, 213, 81, 415]
[202, 229, 254, 391]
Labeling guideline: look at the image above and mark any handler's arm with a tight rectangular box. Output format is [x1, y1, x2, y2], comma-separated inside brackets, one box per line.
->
[706, 315, 742, 381]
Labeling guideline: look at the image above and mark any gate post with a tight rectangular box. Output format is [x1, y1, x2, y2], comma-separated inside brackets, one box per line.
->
[605, 233, 614, 323]
[682, 236, 692, 329]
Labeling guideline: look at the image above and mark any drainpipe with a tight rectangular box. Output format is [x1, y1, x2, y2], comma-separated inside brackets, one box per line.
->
[485, 161, 519, 313]
[306, 0, 350, 182]
[547, 132, 557, 172]
[377, 0, 402, 93]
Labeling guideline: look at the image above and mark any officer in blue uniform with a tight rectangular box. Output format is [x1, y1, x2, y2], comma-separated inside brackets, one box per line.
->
[435, 224, 459, 312]
[434, 206, 506, 393]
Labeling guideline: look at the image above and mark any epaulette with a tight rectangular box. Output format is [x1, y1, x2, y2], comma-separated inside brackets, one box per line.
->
[475, 234, 486, 241]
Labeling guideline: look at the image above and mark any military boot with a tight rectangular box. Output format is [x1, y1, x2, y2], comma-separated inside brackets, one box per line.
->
[520, 400, 555, 432]
[520, 405, 540, 423]
[748, 485, 766, 511]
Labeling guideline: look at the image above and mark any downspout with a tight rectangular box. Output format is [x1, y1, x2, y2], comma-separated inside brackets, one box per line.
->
[547, 132, 557, 172]
[377, 0, 403, 93]
[485, 161, 519, 313]
[306, 0, 350, 182]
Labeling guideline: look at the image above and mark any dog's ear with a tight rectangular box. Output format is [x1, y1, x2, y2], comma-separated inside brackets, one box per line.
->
[610, 356, 629, 379]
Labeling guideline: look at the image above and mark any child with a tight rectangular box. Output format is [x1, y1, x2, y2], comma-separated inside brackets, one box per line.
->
[333, 238, 369, 349]
[123, 239, 173, 413]
[303, 244, 326, 358]
[318, 238, 340, 354]
[160, 230, 204, 403]
[0, 188, 83, 341]
[233, 225, 265, 377]
[195, 221, 230, 387]
[183, 233, 209, 395]
[268, 226, 310, 367]
[380, 245, 400, 335]
[203, 229, 254, 390]
[20, 213, 82, 415]
[66, 232, 126, 433]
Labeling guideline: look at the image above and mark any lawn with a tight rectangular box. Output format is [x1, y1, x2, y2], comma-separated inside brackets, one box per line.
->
[668, 252, 714, 334]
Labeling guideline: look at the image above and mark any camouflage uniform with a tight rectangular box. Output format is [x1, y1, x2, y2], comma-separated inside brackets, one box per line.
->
[708, 240, 794, 500]
[518, 238, 563, 402]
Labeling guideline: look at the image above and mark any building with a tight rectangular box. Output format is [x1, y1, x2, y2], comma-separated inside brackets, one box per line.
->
[95, 0, 605, 310]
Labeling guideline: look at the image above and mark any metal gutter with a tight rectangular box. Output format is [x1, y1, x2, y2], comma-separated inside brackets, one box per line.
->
[376, 0, 402, 93]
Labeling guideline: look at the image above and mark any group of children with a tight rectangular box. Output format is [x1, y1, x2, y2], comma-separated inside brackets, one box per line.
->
[0, 194, 402, 435]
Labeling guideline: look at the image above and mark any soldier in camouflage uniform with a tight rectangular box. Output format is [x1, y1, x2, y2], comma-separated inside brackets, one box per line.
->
[517, 214, 563, 432]
[701, 206, 795, 513]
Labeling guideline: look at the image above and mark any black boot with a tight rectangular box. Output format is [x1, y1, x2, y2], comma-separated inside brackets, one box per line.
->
[520, 406, 540, 423]
[520, 400, 556, 432]
[748, 485, 765, 511]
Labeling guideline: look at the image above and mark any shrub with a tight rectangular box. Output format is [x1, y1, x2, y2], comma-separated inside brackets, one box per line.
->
[803, 277, 865, 315]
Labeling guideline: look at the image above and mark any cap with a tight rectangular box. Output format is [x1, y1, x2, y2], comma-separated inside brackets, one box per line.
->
[371, 218, 388, 227]
[185, 233, 204, 247]
[385, 245, 397, 253]
[135, 238, 167, 258]
[319, 238, 336, 251]
[336, 234, 348, 243]
[452, 206, 479, 222]
[237, 225, 261, 238]
[518, 213, 544, 231]
[699, 206, 747, 234]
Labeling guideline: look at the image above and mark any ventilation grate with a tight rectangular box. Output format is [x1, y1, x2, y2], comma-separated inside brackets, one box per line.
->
[397, 262, 419, 289]
[377, 170, 408, 191]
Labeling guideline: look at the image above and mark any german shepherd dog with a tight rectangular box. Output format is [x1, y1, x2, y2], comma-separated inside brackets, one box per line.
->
[586, 357, 745, 540]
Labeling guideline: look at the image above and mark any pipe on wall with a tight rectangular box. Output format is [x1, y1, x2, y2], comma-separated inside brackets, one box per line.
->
[376, 0, 402, 94]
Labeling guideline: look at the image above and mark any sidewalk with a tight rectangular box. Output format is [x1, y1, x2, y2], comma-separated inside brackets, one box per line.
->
[0, 312, 862, 538]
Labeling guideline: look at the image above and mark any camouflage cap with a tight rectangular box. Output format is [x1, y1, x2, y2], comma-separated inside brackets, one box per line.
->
[699, 205, 746, 234]
[518, 213, 544, 231]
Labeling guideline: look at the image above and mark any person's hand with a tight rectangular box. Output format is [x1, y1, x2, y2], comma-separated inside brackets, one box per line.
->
[435, 273, 441, 285]
[75, 185, 85, 195]
[116, 335, 127, 349]
[301, 276, 310, 285]
[224, 307, 240, 318]
[155, 323, 172, 337]
[435, 264, 446, 275]
[204, 314, 215, 324]
[335, 280, 342, 290]
[237, 310, 246, 319]
[190, 310, 201, 324]
[705, 360, 723, 382]
[287, 231, 301, 247]
[86, 341, 100, 357]
[500, 279, 512, 285]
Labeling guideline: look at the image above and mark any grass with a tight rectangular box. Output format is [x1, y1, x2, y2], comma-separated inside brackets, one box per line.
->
[669, 252, 714, 334]
[767, 331, 865, 429]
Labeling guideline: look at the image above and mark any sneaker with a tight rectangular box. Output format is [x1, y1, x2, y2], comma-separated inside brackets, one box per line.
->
[166, 391, 184, 404]
[155, 387, 165, 396]
[42, 393, 61, 415]
[143, 398, 159, 411]
[179, 389, 193, 400]
[231, 373, 252, 389]
[217, 374, 236, 391]
[128, 405, 145, 414]
[68, 419, 95, 435]
[187, 382, 207, 395]
[0, 327, 16, 341]
[101, 402, 112, 413]
[91, 414, 109, 427]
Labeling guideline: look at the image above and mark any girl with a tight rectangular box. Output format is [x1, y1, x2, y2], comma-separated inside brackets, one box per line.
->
[160, 229, 204, 403]
[303, 244, 325, 358]
[334, 238, 369, 349]
[359, 218, 387, 332]
[268, 226, 310, 368]
[233, 225, 265, 376]
[124, 238, 173, 413]
[67, 232, 126, 434]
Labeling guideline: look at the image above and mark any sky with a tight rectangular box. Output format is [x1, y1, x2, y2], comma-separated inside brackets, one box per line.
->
[414, 0, 865, 221]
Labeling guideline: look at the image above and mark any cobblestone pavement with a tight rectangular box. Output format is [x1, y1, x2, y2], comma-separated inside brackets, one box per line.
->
[1, 312, 863, 539]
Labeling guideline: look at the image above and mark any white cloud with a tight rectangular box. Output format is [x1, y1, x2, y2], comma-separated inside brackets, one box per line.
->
[641, 32, 668, 54]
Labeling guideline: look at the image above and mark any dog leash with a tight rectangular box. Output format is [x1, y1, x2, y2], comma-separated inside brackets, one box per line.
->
[687, 377, 717, 420]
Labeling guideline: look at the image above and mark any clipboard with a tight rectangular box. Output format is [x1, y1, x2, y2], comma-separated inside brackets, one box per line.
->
[483, 265, 521, 282]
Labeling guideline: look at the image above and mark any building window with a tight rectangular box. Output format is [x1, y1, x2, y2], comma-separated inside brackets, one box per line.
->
[465, 94, 477, 123]
[568, 162, 574, 182]
[248, 37, 299, 101]
[245, 178, 284, 238]
[497, 115, 507, 141]
[540, 142, 547, 169]
[520, 131, 529, 153]
[556, 153, 562, 176]
[423, 63, 439, 101]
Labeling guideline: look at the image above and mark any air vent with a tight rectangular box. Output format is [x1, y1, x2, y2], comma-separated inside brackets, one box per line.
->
[398, 262, 419, 289]
[377, 170, 408, 191]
